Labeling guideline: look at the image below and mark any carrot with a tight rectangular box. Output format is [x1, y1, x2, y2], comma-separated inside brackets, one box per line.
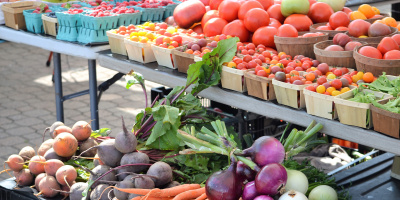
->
[131, 197, 142, 200]
[172, 187, 205, 200]
[114, 184, 201, 197]
[195, 193, 207, 200]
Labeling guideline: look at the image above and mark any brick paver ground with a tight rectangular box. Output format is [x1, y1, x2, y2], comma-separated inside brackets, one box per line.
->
[0, 42, 160, 180]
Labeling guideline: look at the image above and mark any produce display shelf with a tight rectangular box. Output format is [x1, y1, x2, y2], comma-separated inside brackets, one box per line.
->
[98, 50, 400, 156]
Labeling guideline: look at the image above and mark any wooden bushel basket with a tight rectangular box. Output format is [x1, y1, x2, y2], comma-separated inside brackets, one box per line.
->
[221, 66, 246, 93]
[354, 43, 400, 77]
[107, 31, 128, 56]
[274, 32, 329, 59]
[244, 70, 275, 101]
[272, 79, 310, 109]
[345, 27, 398, 44]
[42, 14, 58, 37]
[309, 23, 346, 39]
[303, 89, 338, 119]
[371, 98, 400, 138]
[314, 40, 358, 69]
[1, 1, 41, 30]
[151, 44, 175, 69]
[172, 48, 195, 74]
[334, 88, 393, 129]
[124, 38, 156, 63]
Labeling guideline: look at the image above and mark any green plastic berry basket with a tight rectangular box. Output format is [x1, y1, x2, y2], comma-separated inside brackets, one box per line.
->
[117, 12, 141, 26]
[133, 6, 165, 22]
[55, 12, 82, 27]
[80, 14, 119, 30]
[56, 26, 79, 42]
[23, 9, 44, 34]
[77, 27, 109, 44]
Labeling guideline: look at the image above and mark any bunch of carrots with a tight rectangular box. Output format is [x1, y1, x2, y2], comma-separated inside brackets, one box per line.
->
[107, 184, 208, 200]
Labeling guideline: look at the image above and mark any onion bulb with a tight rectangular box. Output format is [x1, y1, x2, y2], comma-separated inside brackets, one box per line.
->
[279, 190, 308, 200]
[285, 169, 308, 194]
[308, 185, 338, 200]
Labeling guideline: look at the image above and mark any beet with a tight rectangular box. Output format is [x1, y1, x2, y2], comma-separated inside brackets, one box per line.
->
[90, 184, 113, 200]
[114, 180, 135, 200]
[79, 137, 98, 157]
[89, 165, 117, 187]
[38, 175, 61, 198]
[97, 139, 123, 167]
[115, 117, 138, 154]
[18, 146, 35, 161]
[146, 162, 173, 187]
[135, 176, 155, 189]
[117, 152, 150, 180]
[14, 169, 34, 186]
[69, 182, 88, 200]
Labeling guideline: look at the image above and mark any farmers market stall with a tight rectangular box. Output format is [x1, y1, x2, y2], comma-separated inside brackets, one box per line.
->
[3, 0, 400, 200]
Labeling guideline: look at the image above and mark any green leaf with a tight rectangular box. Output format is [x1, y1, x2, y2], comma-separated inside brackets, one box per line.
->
[133, 111, 145, 132]
[145, 120, 181, 150]
[81, 179, 94, 200]
[90, 128, 110, 138]
[151, 105, 180, 124]
[125, 71, 145, 89]
[186, 37, 239, 96]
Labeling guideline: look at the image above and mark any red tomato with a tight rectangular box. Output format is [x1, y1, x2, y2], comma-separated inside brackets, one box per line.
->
[174, 1, 206, 29]
[331, 79, 342, 90]
[359, 46, 382, 59]
[264, 47, 278, 54]
[218, 0, 241, 22]
[222, 20, 250, 42]
[277, 24, 298, 37]
[201, 10, 219, 28]
[377, 37, 400, 55]
[204, 18, 228, 37]
[329, 11, 350, 30]
[199, 0, 210, 6]
[238, 0, 263, 20]
[244, 8, 270, 32]
[342, 7, 352, 14]
[391, 34, 400, 45]
[255, 0, 273, 10]
[284, 14, 313, 32]
[192, 24, 203, 34]
[267, 4, 285, 23]
[209, 0, 223, 10]
[317, 76, 327, 85]
[172, 35, 182, 44]
[269, 18, 282, 29]
[348, 19, 371, 37]
[384, 50, 400, 59]
[308, 2, 334, 23]
[252, 26, 277, 48]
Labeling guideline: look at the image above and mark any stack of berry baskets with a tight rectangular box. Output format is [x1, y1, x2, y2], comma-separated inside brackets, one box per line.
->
[23, 3, 53, 34]
[55, 8, 84, 42]
[124, 29, 157, 63]
[151, 29, 185, 69]
[132, 0, 165, 23]
[77, 1, 119, 43]
[107, 24, 139, 56]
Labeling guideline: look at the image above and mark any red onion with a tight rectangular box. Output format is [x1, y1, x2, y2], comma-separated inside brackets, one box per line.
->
[237, 161, 256, 181]
[254, 195, 274, 200]
[205, 161, 243, 200]
[242, 181, 258, 200]
[255, 163, 287, 196]
[241, 136, 285, 167]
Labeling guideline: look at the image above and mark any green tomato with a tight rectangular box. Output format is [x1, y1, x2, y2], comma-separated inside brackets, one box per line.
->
[280, 0, 310, 17]
[318, 0, 346, 12]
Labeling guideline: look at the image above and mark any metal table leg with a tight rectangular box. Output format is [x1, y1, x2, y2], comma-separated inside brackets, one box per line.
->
[53, 52, 64, 122]
[88, 59, 99, 130]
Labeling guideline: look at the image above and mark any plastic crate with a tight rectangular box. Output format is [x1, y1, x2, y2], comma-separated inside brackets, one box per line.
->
[23, 9, 44, 34]
[118, 12, 141, 26]
[56, 26, 79, 42]
[80, 14, 119, 30]
[55, 12, 81, 27]
[77, 27, 109, 44]
[133, 6, 165, 22]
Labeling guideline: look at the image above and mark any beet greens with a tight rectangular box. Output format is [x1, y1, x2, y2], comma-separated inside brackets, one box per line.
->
[125, 37, 240, 150]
